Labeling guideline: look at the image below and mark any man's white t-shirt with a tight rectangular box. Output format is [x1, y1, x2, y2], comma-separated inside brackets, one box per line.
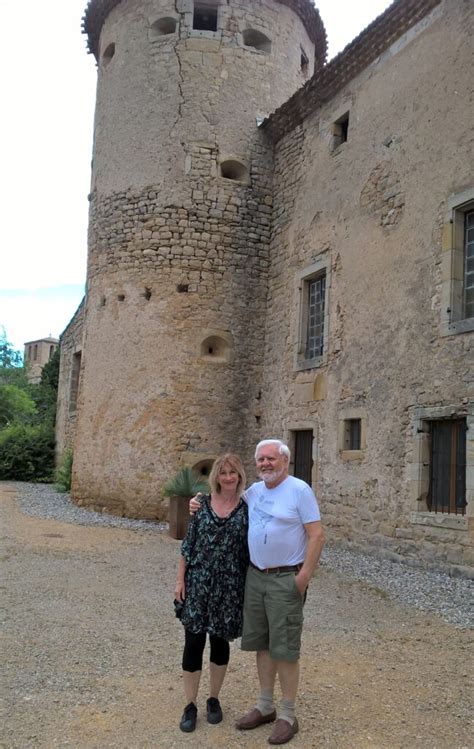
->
[243, 475, 321, 569]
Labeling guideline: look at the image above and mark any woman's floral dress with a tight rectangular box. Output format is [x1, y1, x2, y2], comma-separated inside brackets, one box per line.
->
[180, 495, 249, 641]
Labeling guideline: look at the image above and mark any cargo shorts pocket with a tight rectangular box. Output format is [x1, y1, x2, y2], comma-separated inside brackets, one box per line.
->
[286, 613, 303, 652]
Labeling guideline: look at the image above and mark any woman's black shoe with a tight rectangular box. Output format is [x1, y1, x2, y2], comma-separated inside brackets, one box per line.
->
[180, 702, 197, 732]
[207, 697, 223, 724]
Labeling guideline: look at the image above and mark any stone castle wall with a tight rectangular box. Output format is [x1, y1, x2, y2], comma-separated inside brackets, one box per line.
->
[57, 0, 473, 573]
[55, 301, 85, 461]
[261, 0, 473, 574]
[70, 0, 321, 518]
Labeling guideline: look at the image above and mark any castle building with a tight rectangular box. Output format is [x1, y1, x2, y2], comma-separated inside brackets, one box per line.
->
[24, 337, 58, 384]
[57, 0, 473, 575]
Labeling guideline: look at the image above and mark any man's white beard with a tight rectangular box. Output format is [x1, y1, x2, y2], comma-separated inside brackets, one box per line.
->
[259, 467, 285, 485]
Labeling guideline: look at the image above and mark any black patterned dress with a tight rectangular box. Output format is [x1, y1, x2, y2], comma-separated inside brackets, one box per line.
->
[180, 495, 249, 641]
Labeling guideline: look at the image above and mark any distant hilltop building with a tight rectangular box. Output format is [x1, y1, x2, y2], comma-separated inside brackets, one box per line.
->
[57, 0, 473, 576]
[24, 337, 58, 384]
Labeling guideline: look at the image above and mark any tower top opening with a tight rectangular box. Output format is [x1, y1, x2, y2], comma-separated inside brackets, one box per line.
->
[82, 0, 327, 67]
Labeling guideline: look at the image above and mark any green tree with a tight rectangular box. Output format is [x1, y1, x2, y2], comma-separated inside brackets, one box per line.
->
[31, 347, 60, 427]
[0, 384, 36, 427]
[0, 327, 59, 482]
[0, 327, 23, 368]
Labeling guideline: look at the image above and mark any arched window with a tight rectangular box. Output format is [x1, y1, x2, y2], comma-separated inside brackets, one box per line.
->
[102, 43, 115, 67]
[220, 159, 248, 183]
[151, 17, 177, 37]
[243, 29, 272, 54]
[200, 334, 231, 362]
[192, 459, 215, 479]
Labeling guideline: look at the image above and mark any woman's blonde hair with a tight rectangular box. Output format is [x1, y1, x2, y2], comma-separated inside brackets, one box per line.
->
[209, 453, 246, 496]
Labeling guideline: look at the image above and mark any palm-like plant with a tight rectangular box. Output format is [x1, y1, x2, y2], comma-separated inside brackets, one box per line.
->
[162, 466, 209, 498]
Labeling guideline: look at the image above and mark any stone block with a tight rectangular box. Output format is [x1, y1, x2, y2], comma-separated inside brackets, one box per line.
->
[313, 373, 327, 400]
[441, 222, 453, 251]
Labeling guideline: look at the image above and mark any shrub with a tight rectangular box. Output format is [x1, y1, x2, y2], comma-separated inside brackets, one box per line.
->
[162, 466, 209, 498]
[0, 423, 55, 481]
[55, 449, 73, 492]
[0, 384, 36, 427]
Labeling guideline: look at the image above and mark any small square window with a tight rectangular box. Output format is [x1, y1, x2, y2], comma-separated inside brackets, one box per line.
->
[193, 4, 218, 31]
[344, 419, 361, 450]
[338, 413, 366, 459]
[331, 112, 349, 150]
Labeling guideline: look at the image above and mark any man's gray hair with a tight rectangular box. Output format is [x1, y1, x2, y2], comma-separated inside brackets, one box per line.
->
[255, 439, 291, 460]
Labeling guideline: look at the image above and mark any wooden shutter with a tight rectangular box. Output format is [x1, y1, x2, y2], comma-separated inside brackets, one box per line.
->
[294, 430, 313, 486]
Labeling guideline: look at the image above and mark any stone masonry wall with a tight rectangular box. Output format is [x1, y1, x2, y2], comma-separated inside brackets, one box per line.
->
[262, 0, 473, 574]
[56, 301, 85, 462]
[71, 0, 317, 518]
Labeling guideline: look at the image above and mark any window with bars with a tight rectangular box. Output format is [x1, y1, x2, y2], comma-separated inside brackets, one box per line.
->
[306, 273, 326, 360]
[428, 419, 466, 515]
[441, 191, 474, 335]
[464, 210, 474, 319]
[344, 419, 361, 450]
[296, 260, 329, 370]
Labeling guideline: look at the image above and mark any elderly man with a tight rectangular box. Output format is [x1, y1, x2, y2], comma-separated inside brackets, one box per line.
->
[235, 438, 324, 745]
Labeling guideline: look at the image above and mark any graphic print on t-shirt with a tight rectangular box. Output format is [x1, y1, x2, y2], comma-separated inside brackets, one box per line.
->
[251, 493, 274, 529]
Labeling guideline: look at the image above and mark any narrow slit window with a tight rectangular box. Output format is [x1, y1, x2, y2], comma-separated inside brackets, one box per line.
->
[300, 47, 309, 76]
[102, 43, 115, 67]
[69, 352, 82, 413]
[332, 112, 350, 150]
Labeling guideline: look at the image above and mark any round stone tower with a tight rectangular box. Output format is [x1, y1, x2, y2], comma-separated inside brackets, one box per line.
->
[74, 0, 327, 518]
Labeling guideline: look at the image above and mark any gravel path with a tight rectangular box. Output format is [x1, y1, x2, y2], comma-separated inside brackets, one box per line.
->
[13, 482, 473, 629]
[2, 481, 473, 749]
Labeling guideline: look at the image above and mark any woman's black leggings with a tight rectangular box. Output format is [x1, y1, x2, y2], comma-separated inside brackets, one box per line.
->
[182, 629, 230, 672]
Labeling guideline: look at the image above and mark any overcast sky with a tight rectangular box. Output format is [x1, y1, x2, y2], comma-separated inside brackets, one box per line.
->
[0, 0, 392, 353]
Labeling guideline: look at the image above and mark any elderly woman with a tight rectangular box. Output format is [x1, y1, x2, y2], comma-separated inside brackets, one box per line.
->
[175, 453, 249, 733]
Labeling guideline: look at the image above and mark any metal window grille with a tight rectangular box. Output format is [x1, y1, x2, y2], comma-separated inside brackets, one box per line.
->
[347, 419, 361, 450]
[464, 210, 474, 319]
[428, 419, 466, 515]
[306, 273, 326, 359]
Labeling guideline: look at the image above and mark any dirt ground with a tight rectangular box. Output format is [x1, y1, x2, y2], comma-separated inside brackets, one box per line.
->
[1, 484, 472, 749]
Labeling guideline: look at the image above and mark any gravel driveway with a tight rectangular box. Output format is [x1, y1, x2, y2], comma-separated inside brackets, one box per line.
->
[1, 482, 472, 749]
